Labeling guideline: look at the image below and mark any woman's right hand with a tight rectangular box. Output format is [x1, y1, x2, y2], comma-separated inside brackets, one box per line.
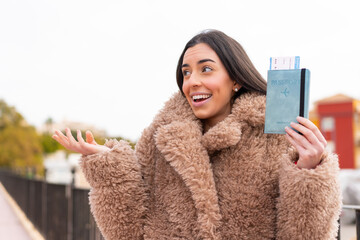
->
[52, 128, 110, 155]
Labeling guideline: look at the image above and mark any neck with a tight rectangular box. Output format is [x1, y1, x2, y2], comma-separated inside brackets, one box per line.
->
[202, 121, 212, 134]
[202, 110, 231, 134]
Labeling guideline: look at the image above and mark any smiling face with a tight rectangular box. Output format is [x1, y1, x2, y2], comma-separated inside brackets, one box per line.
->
[181, 43, 240, 129]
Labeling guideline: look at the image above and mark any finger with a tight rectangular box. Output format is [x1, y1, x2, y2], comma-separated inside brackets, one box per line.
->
[296, 117, 327, 146]
[65, 128, 81, 151]
[77, 130, 86, 145]
[285, 132, 305, 153]
[86, 131, 97, 145]
[52, 134, 69, 148]
[85, 131, 93, 142]
[76, 130, 95, 155]
[285, 126, 313, 150]
[54, 130, 69, 146]
[65, 128, 77, 142]
[290, 121, 320, 147]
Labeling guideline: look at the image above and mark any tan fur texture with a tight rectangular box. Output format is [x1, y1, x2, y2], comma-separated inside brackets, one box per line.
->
[80, 92, 341, 239]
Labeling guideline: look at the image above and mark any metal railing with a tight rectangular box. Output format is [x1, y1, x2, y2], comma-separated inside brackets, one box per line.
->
[1, 169, 360, 239]
[340, 205, 360, 240]
[0, 169, 104, 240]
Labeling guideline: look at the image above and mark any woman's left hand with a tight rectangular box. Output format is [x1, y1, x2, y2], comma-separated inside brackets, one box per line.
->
[285, 116, 327, 169]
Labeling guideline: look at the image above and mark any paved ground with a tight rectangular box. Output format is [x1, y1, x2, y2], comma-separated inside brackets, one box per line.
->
[340, 222, 357, 240]
[0, 183, 32, 240]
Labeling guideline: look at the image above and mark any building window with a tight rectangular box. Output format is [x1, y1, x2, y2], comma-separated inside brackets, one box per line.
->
[321, 117, 335, 132]
[326, 140, 336, 153]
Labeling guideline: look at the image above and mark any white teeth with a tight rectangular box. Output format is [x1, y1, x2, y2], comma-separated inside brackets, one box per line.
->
[192, 94, 211, 101]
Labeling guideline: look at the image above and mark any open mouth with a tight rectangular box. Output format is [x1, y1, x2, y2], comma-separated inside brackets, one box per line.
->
[192, 94, 212, 103]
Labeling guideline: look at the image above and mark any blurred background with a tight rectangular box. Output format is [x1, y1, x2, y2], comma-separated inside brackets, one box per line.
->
[0, 0, 359, 239]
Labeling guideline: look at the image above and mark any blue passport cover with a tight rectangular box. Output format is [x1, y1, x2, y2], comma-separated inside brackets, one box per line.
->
[264, 69, 310, 134]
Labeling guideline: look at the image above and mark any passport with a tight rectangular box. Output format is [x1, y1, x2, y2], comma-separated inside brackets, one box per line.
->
[264, 68, 310, 134]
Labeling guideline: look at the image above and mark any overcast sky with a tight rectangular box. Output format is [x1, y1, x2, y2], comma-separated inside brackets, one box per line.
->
[1, 0, 359, 141]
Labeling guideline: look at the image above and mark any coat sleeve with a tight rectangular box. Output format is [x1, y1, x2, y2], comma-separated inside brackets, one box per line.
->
[272, 136, 342, 240]
[79, 139, 147, 240]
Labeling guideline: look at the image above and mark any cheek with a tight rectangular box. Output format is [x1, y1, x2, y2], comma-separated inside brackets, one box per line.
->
[202, 81, 218, 92]
[204, 78, 232, 95]
[182, 81, 190, 95]
[182, 81, 193, 104]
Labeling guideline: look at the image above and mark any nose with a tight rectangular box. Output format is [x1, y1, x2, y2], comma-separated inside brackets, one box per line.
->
[188, 73, 201, 87]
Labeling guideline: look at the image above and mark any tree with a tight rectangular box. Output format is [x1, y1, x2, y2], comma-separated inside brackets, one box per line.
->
[0, 99, 43, 171]
[0, 99, 25, 129]
[0, 125, 42, 168]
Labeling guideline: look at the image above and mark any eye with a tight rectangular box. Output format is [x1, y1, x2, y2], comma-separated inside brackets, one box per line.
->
[183, 70, 191, 76]
[202, 66, 213, 73]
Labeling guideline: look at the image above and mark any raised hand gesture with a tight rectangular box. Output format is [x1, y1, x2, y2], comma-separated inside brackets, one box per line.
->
[285, 116, 327, 169]
[52, 128, 110, 155]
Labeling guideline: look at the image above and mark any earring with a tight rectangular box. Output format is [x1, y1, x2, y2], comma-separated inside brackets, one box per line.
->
[234, 88, 238, 92]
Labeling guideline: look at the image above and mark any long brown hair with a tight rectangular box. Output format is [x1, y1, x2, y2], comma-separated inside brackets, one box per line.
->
[176, 30, 267, 99]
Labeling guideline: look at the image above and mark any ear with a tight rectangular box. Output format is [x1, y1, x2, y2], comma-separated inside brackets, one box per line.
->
[233, 82, 241, 92]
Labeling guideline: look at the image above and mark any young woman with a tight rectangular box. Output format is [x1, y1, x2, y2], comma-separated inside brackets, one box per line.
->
[53, 30, 341, 239]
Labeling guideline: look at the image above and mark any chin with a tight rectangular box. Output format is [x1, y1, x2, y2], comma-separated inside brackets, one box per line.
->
[192, 110, 210, 120]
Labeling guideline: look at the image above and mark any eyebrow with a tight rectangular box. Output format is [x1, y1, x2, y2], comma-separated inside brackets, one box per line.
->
[182, 58, 216, 68]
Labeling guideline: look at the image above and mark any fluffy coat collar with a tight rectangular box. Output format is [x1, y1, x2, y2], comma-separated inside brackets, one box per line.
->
[155, 91, 266, 152]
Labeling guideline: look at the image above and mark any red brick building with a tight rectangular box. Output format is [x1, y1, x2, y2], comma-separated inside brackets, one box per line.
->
[310, 94, 360, 169]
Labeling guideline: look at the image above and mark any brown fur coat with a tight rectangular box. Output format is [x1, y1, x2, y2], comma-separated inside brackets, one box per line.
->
[80, 92, 341, 240]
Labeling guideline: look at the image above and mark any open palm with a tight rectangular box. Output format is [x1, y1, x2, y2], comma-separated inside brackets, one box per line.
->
[52, 128, 109, 155]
